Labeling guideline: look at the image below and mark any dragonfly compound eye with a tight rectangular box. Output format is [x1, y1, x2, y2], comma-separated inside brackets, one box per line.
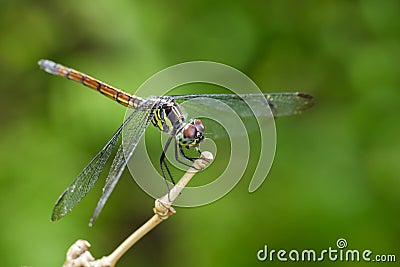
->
[193, 119, 205, 134]
[179, 119, 205, 147]
[183, 124, 197, 140]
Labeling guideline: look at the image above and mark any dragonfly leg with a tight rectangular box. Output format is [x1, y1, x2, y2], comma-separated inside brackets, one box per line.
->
[178, 143, 211, 166]
[160, 151, 174, 186]
[178, 144, 202, 162]
[173, 141, 202, 171]
[160, 137, 175, 186]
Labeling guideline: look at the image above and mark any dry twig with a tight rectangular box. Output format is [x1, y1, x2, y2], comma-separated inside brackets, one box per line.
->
[63, 151, 213, 267]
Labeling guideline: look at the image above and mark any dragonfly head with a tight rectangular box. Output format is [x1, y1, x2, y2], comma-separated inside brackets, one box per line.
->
[177, 119, 205, 149]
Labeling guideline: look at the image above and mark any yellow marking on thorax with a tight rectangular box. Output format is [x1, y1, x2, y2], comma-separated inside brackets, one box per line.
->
[156, 109, 165, 130]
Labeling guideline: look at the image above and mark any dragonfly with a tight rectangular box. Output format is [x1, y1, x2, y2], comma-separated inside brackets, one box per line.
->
[38, 59, 315, 226]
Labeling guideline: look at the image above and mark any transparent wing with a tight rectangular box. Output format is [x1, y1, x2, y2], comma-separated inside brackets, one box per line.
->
[51, 100, 156, 222]
[173, 92, 315, 117]
[51, 125, 122, 221]
[89, 99, 157, 225]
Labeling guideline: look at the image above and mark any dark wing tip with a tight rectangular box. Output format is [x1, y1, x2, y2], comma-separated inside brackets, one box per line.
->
[297, 92, 314, 100]
[51, 208, 63, 221]
[50, 190, 68, 221]
[51, 214, 59, 222]
[297, 92, 316, 111]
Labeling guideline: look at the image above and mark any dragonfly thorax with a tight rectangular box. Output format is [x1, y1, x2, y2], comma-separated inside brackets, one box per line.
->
[150, 97, 204, 148]
[176, 119, 205, 149]
[151, 97, 186, 134]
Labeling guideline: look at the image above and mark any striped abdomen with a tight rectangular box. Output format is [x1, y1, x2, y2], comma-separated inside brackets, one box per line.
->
[38, 59, 144, 109]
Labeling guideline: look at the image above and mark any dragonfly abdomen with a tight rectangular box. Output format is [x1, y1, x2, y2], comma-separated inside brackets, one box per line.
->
[38, 59, 144, 109]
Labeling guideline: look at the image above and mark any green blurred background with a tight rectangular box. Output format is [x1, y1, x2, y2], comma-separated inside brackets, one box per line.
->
[1, 1, 399, 266]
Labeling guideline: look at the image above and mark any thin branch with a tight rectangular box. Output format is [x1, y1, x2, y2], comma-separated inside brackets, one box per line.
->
[63, 151, 213, 267]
